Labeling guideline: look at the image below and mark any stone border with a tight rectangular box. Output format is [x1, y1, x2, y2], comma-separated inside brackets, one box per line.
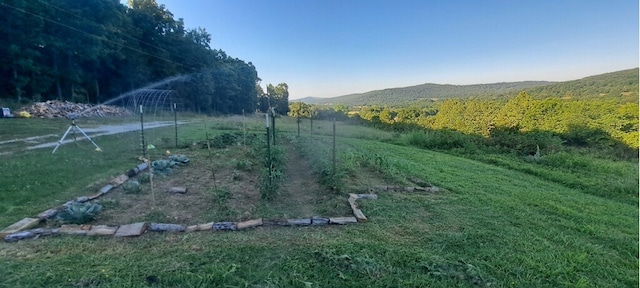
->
[2, 158, 437, 243]
[1, 162, 148, 239]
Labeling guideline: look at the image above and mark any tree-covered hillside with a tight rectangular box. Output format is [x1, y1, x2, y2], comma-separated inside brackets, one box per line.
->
[309, 81, 552, 106]
[303, 68, 638, 106]
[0, 0, 265, 114]
[524, 68, 638, 102]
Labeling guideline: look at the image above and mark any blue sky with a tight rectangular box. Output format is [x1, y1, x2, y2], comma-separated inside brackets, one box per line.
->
[155, 0, 638, 99]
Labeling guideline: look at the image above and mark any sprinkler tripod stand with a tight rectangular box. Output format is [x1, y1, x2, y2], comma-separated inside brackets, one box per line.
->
[52, 115, 101, 153]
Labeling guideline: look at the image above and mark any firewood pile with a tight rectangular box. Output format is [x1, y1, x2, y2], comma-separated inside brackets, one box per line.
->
[19, 100, 131, 118]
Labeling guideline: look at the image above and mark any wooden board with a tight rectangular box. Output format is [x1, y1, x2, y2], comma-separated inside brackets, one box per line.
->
[329, 217, 358, 225]
[237, 219, 263, 230]
[114, 222, 147, 237]
[0, 218, 41, 238]
[36, 209, 59, 220]
[110, 174, 129, 187]
[59, 224, 91, 235]
[348, 195, 367, 222]
[87, 225, 118, 236]
[196, 222, 213, 231]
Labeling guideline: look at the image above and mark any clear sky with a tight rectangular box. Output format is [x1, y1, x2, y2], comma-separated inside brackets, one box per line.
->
[155, 0, 638, 99]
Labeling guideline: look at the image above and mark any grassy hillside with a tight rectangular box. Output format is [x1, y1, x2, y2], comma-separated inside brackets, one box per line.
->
[303, 68, 638, 106]
[0, 117, 637, 287]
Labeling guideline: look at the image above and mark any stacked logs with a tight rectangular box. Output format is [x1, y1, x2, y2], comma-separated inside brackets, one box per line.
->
[19, 100, 130, 118]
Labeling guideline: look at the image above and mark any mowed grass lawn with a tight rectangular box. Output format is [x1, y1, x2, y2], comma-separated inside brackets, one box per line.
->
[0, 117, 637, 287]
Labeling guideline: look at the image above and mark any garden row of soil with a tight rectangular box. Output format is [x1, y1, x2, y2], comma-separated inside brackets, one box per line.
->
[1, 132, 439, 242]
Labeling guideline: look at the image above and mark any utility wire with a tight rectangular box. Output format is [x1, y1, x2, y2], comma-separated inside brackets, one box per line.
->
[37, 0, 175, 58]
[0, 1, 194, 70]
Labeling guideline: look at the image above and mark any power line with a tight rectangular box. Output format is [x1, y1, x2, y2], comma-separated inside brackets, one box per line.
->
[37, 0, 172, 58]
[0, 1, 194, 70]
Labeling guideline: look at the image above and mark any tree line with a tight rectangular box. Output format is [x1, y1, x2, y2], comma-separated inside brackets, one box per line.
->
[291, 91, 639, 157]
[0, 0, 287, 115]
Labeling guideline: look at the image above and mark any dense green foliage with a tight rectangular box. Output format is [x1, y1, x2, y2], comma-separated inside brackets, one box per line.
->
[0, 0, 263, 114]
[524, 68, 639, 101]
[257, 83, 290, 115]
[353, 92, 639, 153]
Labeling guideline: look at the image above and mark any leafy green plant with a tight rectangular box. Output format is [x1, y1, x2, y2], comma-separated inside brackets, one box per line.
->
[524, 145, 543, 163]
[233, 159, 253, 171]
[231, 170, 241, 181]
[56, 202, 103, 224]
[137, 172, 151, 184]
[122, 180, 142, 194]
[254, 138, 286, 200]
[152, 159, 177, 176]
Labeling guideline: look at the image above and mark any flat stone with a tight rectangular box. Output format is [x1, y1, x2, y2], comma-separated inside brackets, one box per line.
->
[212, 222, 236, 231]
[404, 187, 416, 192]
[37, 209, 59, 220]
[99, 184, 114, 194]
[114, 222, 147, 237]
[75, 196, 89, 203]
[287, 218, 311, 226]
[137, 162, 149, 171]
[62, 200, 75, 208]
[0, 218, 41, 238]
[329, 217, 358, 225]
[59, 224, 91, 235]
[126, 168, 139, 177]
[87, 225, 118, 236]
[148, 223, 185, 232]
[5, 228, 59, 243]
[237, 219, 263, 230]
[262, 219, 288, 226]
[185, 225, 198, 232]
[196, 222, 213, 231]
[110, 174, 129, 187]
[311, 217, 329, 226]
[356, 194, 378, 200]
[167, 187, 187, 194]
[425, 186, 439, 193]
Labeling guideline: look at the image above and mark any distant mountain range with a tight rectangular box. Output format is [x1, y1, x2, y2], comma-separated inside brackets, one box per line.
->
[296, 68, 638, 106]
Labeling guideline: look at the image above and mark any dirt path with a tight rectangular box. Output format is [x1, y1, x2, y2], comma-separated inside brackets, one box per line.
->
[272, 142, 325, 218]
